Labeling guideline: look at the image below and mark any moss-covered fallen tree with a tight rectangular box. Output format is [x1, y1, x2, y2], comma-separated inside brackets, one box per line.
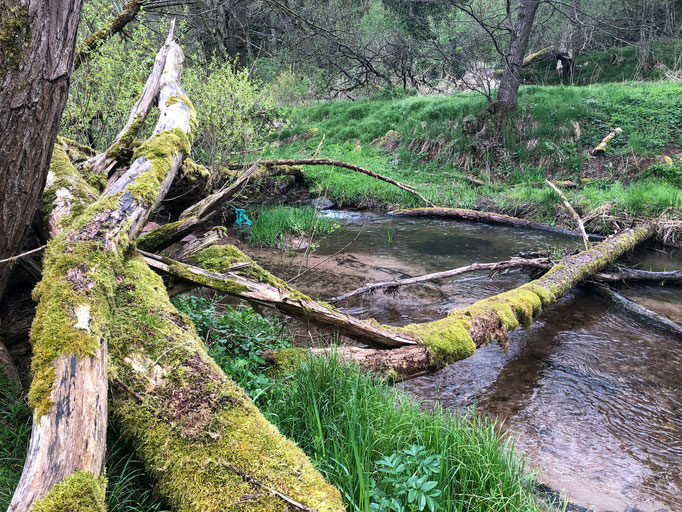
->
[10, 32, 344, 512]
[265, 225, 654, 378]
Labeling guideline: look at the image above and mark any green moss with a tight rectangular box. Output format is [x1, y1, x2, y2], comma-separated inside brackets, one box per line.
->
[167, 260, 249, 296]
[136, 219, 186, 252]
[128, 128, 191, 205]
[401, 316, 475, 367]
[32, 471, 107, 512]
[0, 1, 30, 77]
[166, 94, 198, 133]
[105, 113, 145, 163]
[190, 245, 313, 301]
[108, 257, 344, 511]
[265, 347, 309, 377]
[182, 157, 210, 181]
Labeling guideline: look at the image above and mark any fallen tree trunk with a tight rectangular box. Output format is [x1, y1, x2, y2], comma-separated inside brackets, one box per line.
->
[139, 247, 417, 348]
[389, 207, 604, 239]
[592, 127, 623, 155]
[265, 225, 655, 377]
[225, 158, 435, 207]
[589, 283, 682, 336]
[80, 21, 176, 180]
[108, 254, 344, 511]
[10, 35, 192, 511]
[329, 257, 552, 303]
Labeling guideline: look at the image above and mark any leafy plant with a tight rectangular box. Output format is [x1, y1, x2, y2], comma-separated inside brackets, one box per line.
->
[370, 446, 442, 512]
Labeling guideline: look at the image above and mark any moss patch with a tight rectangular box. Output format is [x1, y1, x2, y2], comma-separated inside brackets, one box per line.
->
[0, 0, 30, 76]
[129, 128, 192, 205]
[136, 219, 187, 252]
[32, 471, 106, 512]
[106, 113, 144, 163]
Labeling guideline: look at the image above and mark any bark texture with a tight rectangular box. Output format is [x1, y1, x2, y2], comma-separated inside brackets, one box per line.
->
[0, 0, 84, 302]
[495, 0, 541, 112]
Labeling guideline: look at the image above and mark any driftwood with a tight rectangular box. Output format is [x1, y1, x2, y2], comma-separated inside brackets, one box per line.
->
[389, 207, 604, 239]
[592, 127, 623, 155]
[329, 257, 552, 303]
[266, 226, 654, 377]
[545, 179, 590, 250]
[139, 249, 417, 348]
[590, 283, 682, 336]
[9, 33, 192, 510]
[594, 268, 682, 283]
[225, 158, 435, 207]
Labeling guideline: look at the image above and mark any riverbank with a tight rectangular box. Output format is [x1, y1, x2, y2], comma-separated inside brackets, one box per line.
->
[254, 81, 681, 245]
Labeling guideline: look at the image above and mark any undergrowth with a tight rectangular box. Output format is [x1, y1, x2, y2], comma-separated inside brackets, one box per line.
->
[171, 296, 550, 512]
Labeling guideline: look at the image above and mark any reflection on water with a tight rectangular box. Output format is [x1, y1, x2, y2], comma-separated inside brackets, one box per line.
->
[252, 211, 682, 512]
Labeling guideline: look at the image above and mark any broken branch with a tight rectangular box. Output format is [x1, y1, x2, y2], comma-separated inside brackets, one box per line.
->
[225, 158, 435, 207]
[545, 179, 590, 250]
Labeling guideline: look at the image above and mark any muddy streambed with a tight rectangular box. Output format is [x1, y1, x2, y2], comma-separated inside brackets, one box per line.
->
[247, 211, 682, 512]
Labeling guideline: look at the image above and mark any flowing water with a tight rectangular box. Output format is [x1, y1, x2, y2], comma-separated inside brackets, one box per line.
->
[251, 211, 682, 512]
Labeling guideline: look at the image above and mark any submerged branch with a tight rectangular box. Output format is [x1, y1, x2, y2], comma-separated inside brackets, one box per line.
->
[329, 257, 552, 303]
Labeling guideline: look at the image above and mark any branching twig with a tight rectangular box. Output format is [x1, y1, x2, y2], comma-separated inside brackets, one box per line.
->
[0, 245, 47, 266]
[545, 179, 590, 250]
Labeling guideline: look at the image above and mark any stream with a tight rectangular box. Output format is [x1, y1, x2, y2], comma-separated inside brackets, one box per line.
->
[249, 211, 682, 512]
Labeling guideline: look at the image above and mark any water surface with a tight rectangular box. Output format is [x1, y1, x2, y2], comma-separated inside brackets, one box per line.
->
[253, 211, 682, 512]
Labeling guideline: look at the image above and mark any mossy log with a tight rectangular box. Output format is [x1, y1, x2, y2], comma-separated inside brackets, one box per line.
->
[389, 207, 604, 239]
[107, 255, 343, 511]
[225, 158, 435, 207]
[139, 247, 417, 348]
[592, 127, 623, 155]
[9, 38, 193, 511]
[266, 226, 654, 377]
[80, 22, 176, 179]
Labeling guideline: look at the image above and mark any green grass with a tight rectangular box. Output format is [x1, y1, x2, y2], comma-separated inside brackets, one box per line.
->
[262, 81, 682, 232]
[262, 354, 544, 512]
[243, 205, 339, 249]
[170, 297, 550, 511]
[0, 374, 31, 510]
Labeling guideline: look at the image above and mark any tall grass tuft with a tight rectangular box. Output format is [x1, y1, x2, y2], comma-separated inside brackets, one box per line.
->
[263, 355, 542, 512]
[245, 205, 338, 248]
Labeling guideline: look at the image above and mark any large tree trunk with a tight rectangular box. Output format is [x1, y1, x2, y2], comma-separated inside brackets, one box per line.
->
[494, 0, 541, 112]
[0, 0, 84, 302]
[10, 35, 192, 511]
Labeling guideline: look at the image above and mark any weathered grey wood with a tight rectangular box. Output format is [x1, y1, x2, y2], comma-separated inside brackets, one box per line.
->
[329, 257, 552, 303]
[590, 283, 682, 337]
[10, 35, 192, 511]
[82, 21, 176, 180]
[0, 338, 20, 386]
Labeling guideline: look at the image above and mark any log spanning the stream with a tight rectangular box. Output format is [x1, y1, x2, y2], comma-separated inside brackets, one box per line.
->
[389, 207, 604, 239]
[139, 247, 417, 348]
[265, 225, 655, 378]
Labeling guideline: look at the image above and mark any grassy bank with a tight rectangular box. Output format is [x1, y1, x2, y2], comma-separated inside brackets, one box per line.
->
[260, 81, 681, 238]
[176, 297, 551, 512]
[243, 205, 338, 249]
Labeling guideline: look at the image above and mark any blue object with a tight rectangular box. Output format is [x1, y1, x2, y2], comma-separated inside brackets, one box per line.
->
[234, 208, 251, 226]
